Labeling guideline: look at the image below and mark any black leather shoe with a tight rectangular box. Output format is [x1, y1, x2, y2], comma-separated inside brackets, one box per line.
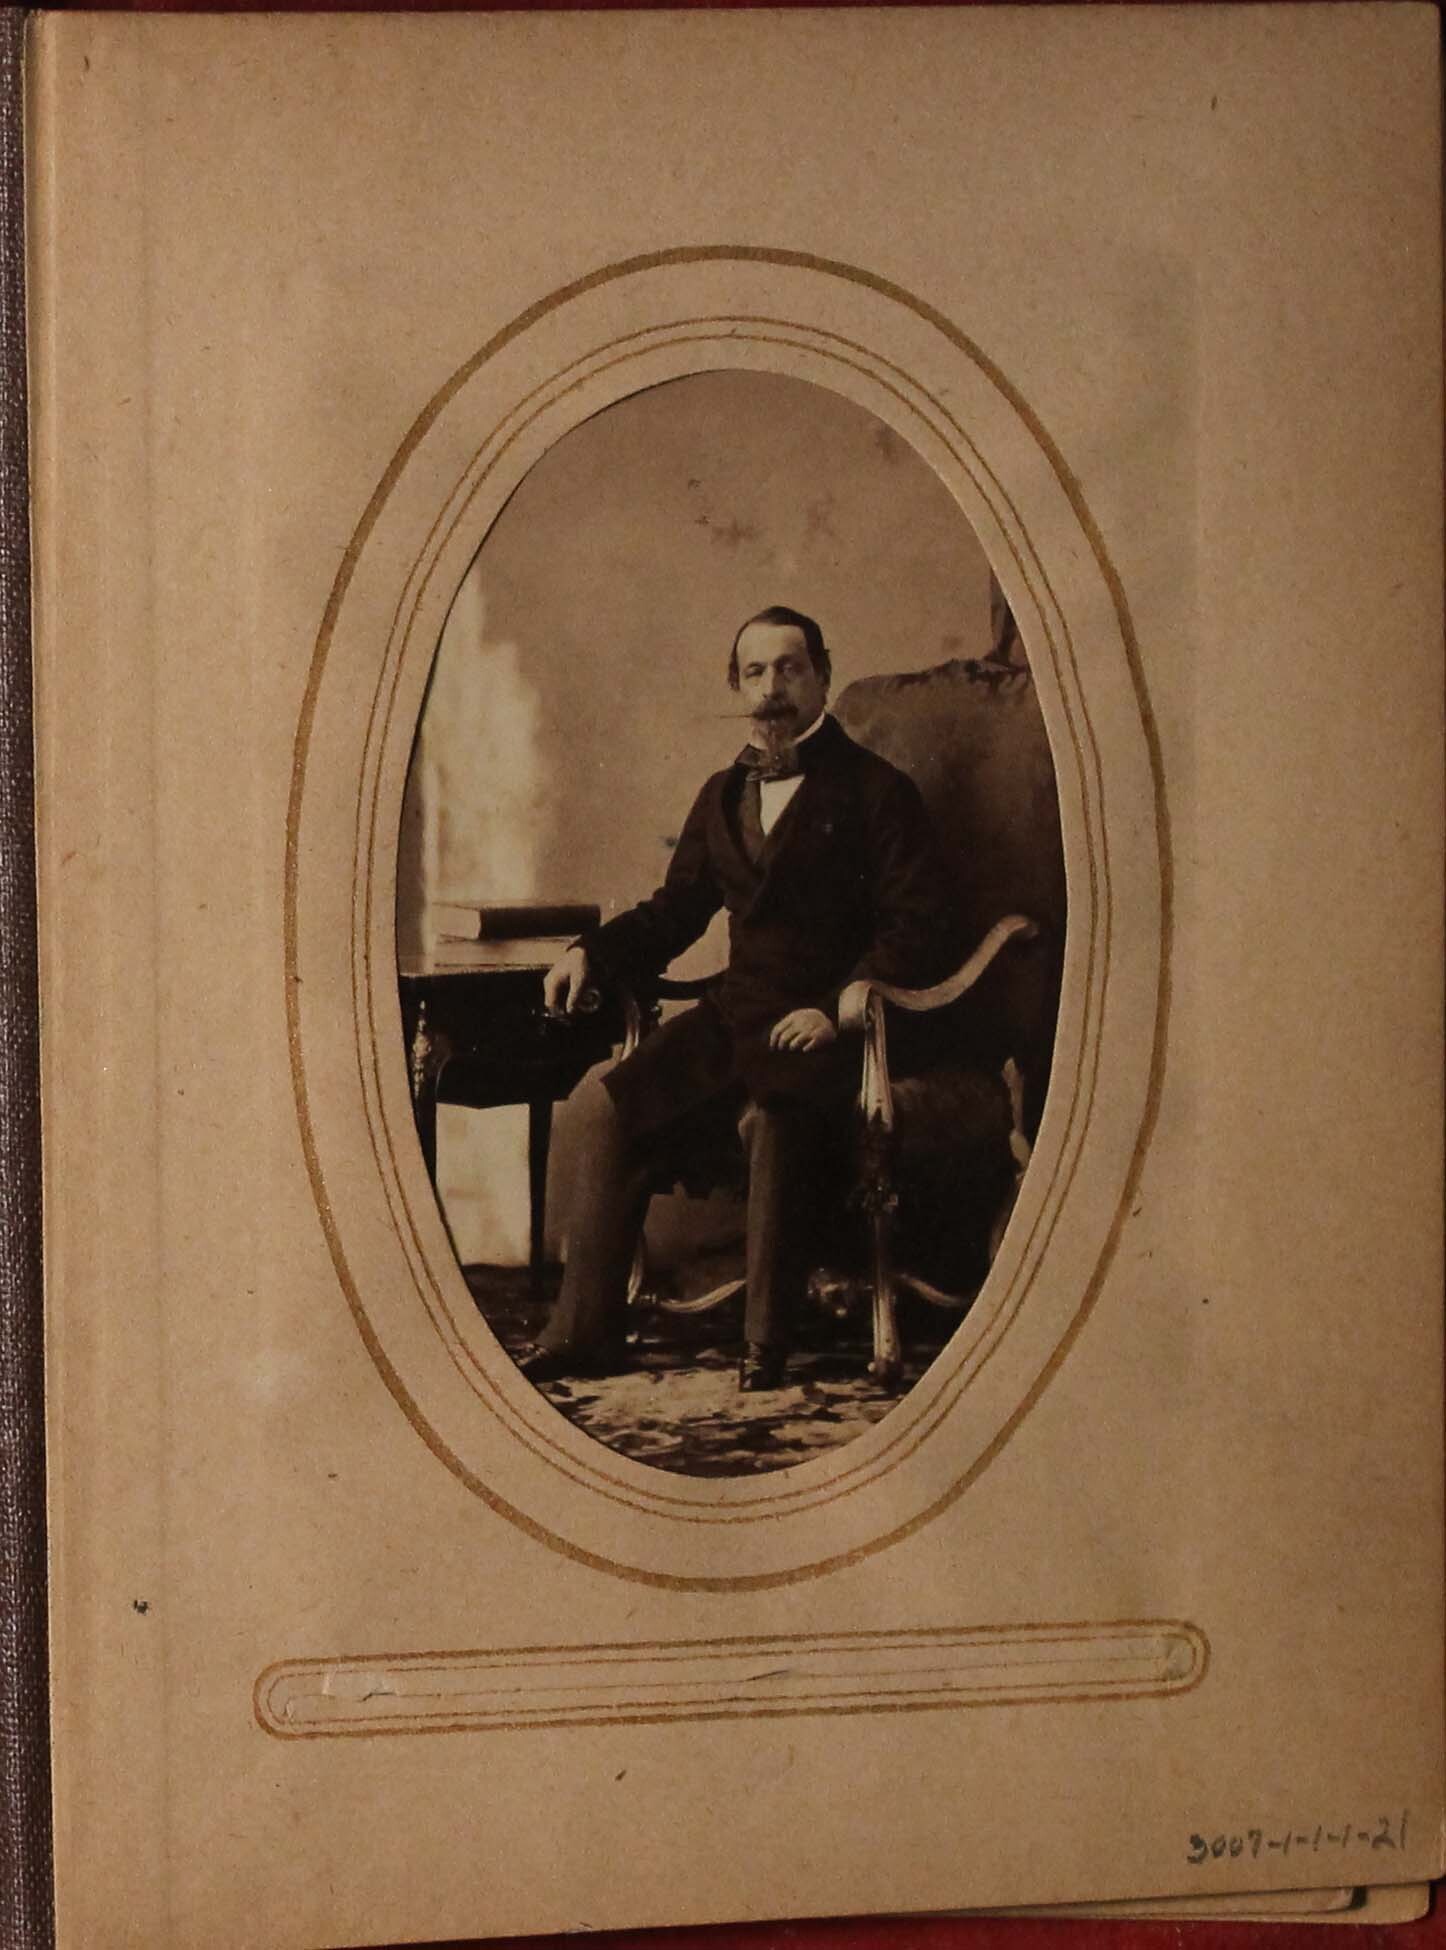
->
[515, 1342, 627, 1383]
[738, 1344, 790, 1392]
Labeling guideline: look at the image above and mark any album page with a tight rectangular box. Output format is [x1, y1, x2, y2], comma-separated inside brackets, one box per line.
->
[29, 8, 1443, 1946]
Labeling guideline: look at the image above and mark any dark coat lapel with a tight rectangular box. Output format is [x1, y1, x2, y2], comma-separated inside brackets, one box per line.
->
[709, 766, 766, 892]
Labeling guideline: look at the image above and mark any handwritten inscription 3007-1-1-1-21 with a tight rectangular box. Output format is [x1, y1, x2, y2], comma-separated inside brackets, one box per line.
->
[1186, 1811, 1410, 1867]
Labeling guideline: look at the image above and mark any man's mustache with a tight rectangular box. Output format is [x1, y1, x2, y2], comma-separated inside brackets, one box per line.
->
[751, 701, 797, 721]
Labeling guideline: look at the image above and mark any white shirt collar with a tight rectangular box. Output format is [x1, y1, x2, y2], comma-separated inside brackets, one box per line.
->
[790, 708, 829, 747]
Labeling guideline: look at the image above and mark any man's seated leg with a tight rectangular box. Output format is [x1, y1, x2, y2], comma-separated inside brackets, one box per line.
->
[518, 1070, 651, 1380]
[737, 1097, 833, 1390]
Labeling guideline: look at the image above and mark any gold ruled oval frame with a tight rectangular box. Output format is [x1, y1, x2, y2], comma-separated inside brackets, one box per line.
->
[286, 248, 1171, 1591]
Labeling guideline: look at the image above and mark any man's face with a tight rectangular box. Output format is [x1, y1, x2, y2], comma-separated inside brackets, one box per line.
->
[735, 622, 828, 741]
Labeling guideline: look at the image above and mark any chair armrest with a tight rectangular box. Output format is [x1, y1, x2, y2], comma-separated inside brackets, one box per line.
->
[653, 973, 719, 1000]
[843, 914, 1039, 1131]
[837, 914, 1038, 1032]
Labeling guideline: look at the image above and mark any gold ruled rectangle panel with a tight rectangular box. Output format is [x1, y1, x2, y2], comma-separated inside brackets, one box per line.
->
[255, 1619, 1207, 1739]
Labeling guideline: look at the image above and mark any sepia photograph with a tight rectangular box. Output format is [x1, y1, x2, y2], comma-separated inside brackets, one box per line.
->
[396, 370, 1066, 1475]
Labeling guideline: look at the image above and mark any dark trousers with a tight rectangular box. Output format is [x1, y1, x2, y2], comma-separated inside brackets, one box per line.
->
[538, 1071, 826, 1354]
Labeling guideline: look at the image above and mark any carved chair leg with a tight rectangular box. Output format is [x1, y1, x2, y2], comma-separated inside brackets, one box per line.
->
[657, 1276, 746, 1317]
[897, 1270, 975, 1311]
[990, 1056, 1034, 1263]
[626, 1233, 745, 1317]
[868, 1203, 903, 1391]
[626, 1233, 650, 1310]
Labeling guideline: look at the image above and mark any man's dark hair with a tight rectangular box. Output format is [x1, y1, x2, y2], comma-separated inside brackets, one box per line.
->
[727, 605, 832, 691]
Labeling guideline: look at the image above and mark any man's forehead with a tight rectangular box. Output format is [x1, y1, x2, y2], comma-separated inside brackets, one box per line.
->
[736, 622, 809, 662]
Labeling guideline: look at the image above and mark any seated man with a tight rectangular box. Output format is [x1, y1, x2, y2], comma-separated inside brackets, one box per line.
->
[520, 604, 958, 1392]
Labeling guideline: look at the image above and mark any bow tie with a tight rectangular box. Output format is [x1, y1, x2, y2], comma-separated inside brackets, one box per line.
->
[737, 747, 803, 783]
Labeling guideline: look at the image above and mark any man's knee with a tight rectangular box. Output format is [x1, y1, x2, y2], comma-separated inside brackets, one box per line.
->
[737, 1098, 779, 1152]
[737, 1097, 822, 1162]
[561, 1069, 647, 1195]
[573, 1067, 627, 1142]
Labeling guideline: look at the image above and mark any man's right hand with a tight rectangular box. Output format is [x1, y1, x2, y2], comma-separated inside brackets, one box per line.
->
[543, 944, 590, 1015]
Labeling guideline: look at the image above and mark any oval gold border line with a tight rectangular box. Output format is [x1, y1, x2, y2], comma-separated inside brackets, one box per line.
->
[285, 247, 1173, 1590]
[352, 320, 1106, 1519]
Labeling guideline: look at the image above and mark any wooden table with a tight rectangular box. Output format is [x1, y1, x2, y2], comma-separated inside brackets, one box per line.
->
[397, 939, 625, 1299]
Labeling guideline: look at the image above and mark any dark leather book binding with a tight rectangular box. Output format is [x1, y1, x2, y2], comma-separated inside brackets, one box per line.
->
[432, 899, 601, 943]
[0, 11, 52, 1950]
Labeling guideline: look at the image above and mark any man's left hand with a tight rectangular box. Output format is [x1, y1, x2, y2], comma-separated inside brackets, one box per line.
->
[768, 1007, 837, 1052]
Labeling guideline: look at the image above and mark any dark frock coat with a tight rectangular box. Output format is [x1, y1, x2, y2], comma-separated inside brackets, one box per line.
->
[579, 715, 960, 1144]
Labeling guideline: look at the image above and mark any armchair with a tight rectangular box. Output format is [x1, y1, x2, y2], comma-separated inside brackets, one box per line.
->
[617, 596, 1065, 1389]
[620, 912, 1040, 1388]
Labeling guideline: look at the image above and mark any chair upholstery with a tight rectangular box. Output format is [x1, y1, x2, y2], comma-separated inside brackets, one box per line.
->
[832, 590, 1065, 1139]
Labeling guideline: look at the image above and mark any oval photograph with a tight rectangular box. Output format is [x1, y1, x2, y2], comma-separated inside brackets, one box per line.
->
[395, 370, 1065, 1477]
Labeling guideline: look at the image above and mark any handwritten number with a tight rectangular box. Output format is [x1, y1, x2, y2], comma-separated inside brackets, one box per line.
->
[1189, 1812, 1410, 1865]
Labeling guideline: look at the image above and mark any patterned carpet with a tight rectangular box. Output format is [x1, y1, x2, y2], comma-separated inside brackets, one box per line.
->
[464, 1263, 962, 1477]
